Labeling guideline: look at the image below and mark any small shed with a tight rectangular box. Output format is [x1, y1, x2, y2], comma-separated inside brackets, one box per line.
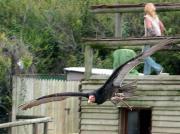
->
[79, 75, 180, 134]
[64, 67, 113, 81]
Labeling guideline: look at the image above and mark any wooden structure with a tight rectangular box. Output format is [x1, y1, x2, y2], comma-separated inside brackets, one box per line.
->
[0, 117, 51, 134]
[83, 3, 180, 79]
[12, 76, 80, 134]
[79, 75, 180, 134]
[81, 2, 180, 134]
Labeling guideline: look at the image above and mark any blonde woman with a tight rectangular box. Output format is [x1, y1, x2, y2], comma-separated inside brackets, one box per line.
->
[143, 3, 165, 75]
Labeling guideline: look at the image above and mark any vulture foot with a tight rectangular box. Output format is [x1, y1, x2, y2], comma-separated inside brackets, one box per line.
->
[111, 93, 133, 111]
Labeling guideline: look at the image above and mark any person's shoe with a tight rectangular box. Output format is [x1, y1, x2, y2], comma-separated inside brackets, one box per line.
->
[157, 68, 169, 75]
[157, 68, 163, 75]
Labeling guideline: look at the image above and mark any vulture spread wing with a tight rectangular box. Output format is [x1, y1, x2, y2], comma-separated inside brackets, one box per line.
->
[19, 92, 88, 110]
[19, 38, 174, 110]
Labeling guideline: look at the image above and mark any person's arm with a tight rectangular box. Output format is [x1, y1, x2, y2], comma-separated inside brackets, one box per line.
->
[144, 17, 156, 36]
[159, 20, 165, 35]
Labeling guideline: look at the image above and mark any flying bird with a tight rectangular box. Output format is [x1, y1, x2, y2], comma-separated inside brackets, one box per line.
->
[19, 38, 174, 110]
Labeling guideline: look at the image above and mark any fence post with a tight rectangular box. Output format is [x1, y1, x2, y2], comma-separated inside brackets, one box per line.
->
[84, 45, 93, 80]
[32, 123, 38, 134]
[43, 122, 48, 134]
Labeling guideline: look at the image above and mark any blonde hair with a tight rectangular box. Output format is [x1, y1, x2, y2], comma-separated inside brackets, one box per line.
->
[144, 3, 157, 18]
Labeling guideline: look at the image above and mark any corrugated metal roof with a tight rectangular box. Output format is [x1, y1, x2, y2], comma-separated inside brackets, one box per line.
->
[64, 67, 113, 75]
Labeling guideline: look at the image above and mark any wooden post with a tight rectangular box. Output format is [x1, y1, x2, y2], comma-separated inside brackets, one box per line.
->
[84, 45, 93, 79]
[43, 122, 48, 134]
[115, 1, 123, 38]
[32, 123, 38, 134]
[11, 76, 17, 134]
[115, 13, 123, 37]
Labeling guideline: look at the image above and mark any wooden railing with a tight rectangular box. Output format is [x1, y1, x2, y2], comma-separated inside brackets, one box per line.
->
[0, 116, 52, 134]
[90, 3, 180, 13]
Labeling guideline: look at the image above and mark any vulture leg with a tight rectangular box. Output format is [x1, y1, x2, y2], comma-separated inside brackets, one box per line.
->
[111, 93, 133, 110]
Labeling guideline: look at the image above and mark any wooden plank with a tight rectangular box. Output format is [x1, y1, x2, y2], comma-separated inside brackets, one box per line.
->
[153, 115, 180, 122]
[88, 75, 180, 81]
[124, 100, 180, 107]
[33, 79, 41, 116]
[46, 80, 55, 134]
[81, 124, 118, 131]
[153, 107, 180, 111]
[56, 80, 66, 134]
[81, 84, 180, 91]
[66, 81, 80, 134]
[81, 108, 119, 113]
[137, 85, 180, 90]
[128, 96, 180, 101]
[81, 130, 118, 134]
[81, 113, 118, 119]
[153, 110, 180, 116]
[81, 119, 118, 125]
[152, 120, 180, 127]
[134, 90, 180, 96]
[81, 106, 118, 110]
[152, 127, 180, 134]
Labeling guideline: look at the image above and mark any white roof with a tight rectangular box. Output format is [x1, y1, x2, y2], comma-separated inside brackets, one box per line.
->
[64, 67, 113, 75]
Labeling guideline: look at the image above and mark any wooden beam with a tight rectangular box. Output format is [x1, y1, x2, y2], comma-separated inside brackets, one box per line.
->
[11, 76, 17, 134]
[91, 3, 180, 13]
[84, 45, 93, 79]
[83, 36, 180, 49]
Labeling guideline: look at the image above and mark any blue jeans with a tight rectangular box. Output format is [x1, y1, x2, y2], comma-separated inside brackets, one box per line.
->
[143, 45, 163, 75]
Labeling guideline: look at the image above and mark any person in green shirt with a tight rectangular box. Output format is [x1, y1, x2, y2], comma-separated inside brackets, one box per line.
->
[113, 49, 139, 75]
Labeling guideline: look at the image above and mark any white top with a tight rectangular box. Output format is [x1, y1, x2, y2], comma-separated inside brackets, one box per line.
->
[144, 15, 162, 36]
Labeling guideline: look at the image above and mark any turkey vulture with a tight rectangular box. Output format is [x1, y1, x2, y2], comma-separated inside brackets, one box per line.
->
[19, 38, 174, 110]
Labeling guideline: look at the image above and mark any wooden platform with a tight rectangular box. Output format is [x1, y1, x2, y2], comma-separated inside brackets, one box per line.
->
[83, 37, 180, 79]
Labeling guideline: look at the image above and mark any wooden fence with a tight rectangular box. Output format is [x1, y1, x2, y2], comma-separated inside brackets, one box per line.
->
[12, 76, 80, 134]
